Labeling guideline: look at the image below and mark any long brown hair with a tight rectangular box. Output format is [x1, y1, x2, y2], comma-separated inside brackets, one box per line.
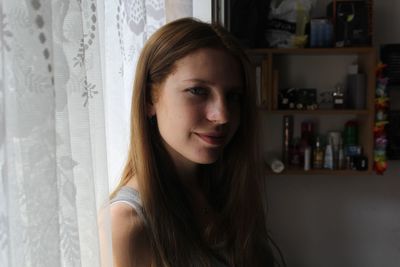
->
[112, 17, 276, 267]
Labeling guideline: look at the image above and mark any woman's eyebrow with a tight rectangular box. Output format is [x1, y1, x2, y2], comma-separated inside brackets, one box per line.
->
[182, 78, 214, 85]
[182, 78, 243, 90]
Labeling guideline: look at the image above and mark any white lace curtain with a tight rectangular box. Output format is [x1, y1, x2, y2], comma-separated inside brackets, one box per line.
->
[0, 1, 192, 266]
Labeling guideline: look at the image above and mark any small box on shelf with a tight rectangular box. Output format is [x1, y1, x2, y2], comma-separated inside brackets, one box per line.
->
[279, 88, 318, 110]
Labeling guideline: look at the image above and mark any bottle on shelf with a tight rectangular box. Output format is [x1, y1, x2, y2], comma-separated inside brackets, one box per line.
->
[324, 143, 334, 169]
[299, 120, 315, 165]
[282, 115, 294, 165]
[301, 120, 315, 145]
[332, 83, 345, 109]
[343, 120, 362, 170]
[354, 154, 368, 171]
[304, 146, 311, 171]
[313, 136, 324, 169]
[344, 120, 358, 146]
[289, 137, 301, 167]
[347, 146, 369, 171]
[338, 139, 345, 169]
[327, 131, 342, 169]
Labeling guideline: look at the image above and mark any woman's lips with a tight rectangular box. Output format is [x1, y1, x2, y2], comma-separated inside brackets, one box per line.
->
[195, 133, 226, 146]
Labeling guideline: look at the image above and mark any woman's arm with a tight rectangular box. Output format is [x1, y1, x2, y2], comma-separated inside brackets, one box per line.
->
[109, 203, 152, 267]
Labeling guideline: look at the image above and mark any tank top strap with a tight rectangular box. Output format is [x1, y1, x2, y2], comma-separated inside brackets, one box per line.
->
[110, 186, 146, 223]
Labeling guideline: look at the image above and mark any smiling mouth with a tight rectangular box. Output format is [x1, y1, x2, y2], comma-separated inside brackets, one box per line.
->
[195, 133, 227, 146]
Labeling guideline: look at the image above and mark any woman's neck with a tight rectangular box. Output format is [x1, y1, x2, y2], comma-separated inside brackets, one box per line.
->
[176, 165, 217, 236]
[177, 165, 201, 195]
[166, 149, 201, 193]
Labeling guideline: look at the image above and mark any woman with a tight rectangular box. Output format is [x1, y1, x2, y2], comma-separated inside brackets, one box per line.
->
[108, 17, 279, 267]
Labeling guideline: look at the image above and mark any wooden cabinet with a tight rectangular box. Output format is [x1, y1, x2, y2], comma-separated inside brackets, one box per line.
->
[248, 47, 376, 175]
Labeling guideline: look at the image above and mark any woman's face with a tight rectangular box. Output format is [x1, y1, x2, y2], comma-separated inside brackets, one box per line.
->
[150, 48, 243, 171]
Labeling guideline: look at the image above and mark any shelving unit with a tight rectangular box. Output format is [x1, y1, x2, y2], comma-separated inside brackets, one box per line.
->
[268, 110, 370, 115]
[266, 168, 373, 176]
[248, 47, 376, 175]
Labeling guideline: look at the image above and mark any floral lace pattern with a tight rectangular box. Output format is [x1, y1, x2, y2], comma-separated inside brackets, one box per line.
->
[0, 0, 178, 266]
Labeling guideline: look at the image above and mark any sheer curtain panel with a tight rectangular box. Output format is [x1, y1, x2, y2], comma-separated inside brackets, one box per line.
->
[0, 0, 193, 266]
[0, 0, 109, 266]
[105, 0, 193, 191]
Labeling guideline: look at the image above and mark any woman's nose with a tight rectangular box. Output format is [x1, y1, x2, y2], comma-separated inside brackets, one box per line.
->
[207, 97, 229, 124]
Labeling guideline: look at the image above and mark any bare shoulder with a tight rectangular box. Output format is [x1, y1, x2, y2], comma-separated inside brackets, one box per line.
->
[110, 202, 152, 267]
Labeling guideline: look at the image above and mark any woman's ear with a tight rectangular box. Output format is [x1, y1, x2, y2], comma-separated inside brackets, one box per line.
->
[146, 102, 156, 117]
[146, 84, 158, 117]
[146, 87, 156, 118]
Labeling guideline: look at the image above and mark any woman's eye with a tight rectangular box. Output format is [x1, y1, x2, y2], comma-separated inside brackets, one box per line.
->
[188, 87, 207, 96]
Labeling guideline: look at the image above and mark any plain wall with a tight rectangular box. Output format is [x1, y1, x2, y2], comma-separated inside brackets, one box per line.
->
[266, 1, 400, 267]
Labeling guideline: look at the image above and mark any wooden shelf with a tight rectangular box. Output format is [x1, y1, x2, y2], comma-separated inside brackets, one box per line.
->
[252, 46, 376, 175]
[265, 109, 371, 115]
[266, 168, 373, 176]
[248, 47, 375, 55]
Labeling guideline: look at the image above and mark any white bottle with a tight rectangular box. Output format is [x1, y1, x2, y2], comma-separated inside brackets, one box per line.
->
[338, 140, 345, 169]
[324, 144, 333, 170]
[304, 146, 311, 171]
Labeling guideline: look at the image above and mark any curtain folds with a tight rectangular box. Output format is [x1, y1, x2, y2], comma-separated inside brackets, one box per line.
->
[0, 0, 110, 266]
[0, 1, 191, 266]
